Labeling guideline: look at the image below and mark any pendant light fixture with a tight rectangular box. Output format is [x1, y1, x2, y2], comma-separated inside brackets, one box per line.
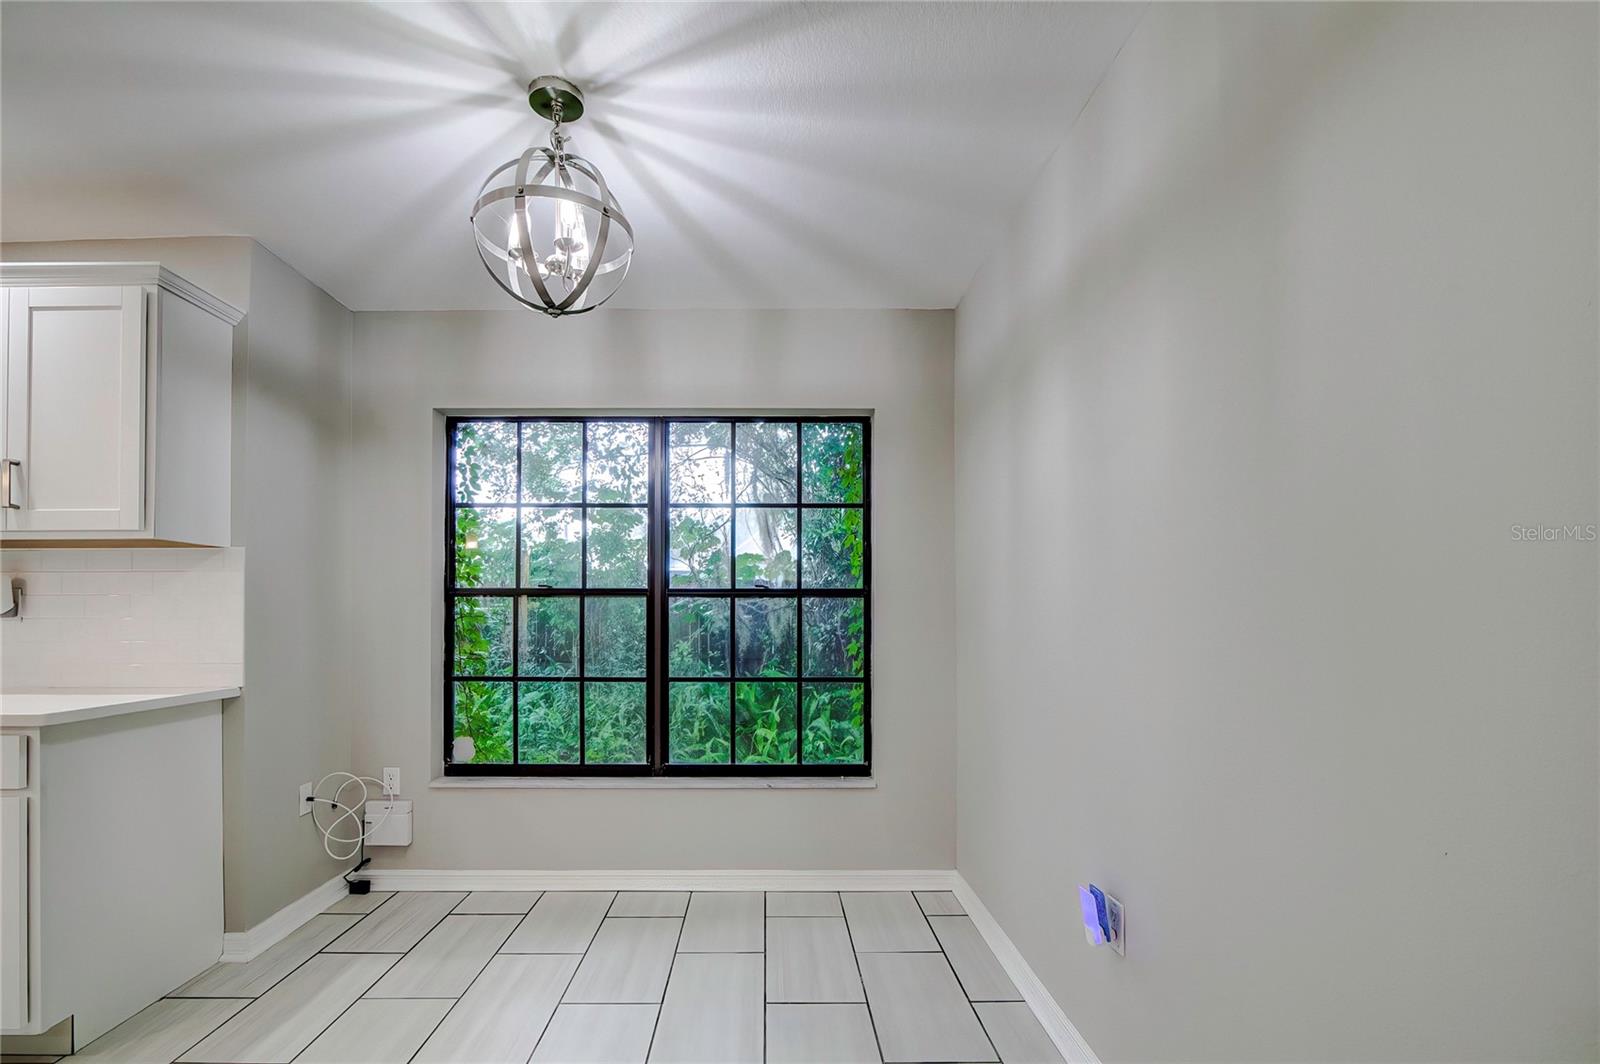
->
[471, 76, 634, 316]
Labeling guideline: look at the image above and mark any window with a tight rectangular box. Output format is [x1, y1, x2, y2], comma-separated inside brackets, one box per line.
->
[446, 416, 870, 776]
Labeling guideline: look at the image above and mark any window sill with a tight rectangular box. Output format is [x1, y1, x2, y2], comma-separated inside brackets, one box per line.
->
[430, 775, 876, 790]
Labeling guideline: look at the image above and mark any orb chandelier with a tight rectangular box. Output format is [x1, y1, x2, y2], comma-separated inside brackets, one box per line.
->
[471, 76, 634, 316]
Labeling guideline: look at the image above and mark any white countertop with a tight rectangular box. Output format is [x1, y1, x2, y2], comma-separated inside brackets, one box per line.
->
[0, 686, 241, 727]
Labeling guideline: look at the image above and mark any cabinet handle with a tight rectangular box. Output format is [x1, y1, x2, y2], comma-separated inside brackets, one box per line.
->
[1, 460, 19, 509]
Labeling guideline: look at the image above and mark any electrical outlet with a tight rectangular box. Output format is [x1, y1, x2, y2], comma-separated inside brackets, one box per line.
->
[1105, 893, 1125, 956]
[382, 767, 400, 796]
[298, 781, 313, 816]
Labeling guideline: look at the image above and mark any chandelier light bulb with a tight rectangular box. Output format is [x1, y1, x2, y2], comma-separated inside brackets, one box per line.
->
[553, 194, 591, 279]
[470, 75, 634, 317]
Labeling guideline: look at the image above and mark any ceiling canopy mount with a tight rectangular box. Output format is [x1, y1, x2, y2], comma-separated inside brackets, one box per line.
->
[526, 75, 584, 124]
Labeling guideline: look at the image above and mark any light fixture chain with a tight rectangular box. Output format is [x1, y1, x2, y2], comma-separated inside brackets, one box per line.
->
[549, 99, 567, 159]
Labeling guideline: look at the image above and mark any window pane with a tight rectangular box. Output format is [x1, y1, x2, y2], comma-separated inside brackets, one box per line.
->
[585, 597, 646, 677]
[521, 422, 582, 503]
[734, 508, 796, 588]
[669, 682, 730, 764]
[454, 421, 517, 504]
[519, 597, 579, 677]
[669, 507, 730, 588]
[800, 508, 864, 589]
[802, 683, 865, 764]
[670, 421, 730, 503]
[452, 681, 512, 764]
[586, 507, 648, 588]
[669, 598, 729, 678]
[735, 682, 797, 765]
[801, 422, 864, 504]
[587, 422, 649, 503]
[521, 508, 582, 588]
[456, 506, 516, 588]
[453, 596, 511, 676]
[735, 422, 797, 502]
[584, 682, 646, 764]
[518, 681, 579, 764]
[802, 597, 864, 677]
[736, 598, 797, 678]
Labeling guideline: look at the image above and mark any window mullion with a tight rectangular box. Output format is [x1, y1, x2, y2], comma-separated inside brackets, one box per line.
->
[445, 424, 458, 766]
[579, 423, 588, 766]
[794, 418, 804, 767]
[649, 417, 668, 773]
[512, 423, 523, 765]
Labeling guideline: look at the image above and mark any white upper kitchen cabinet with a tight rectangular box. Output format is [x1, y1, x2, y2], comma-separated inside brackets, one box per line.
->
[0, 263, 241, 546]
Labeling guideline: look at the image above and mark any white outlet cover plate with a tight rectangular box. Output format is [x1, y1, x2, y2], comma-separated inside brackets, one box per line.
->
[298, 781, 313, 816]
[1105, 893, 1125, 956]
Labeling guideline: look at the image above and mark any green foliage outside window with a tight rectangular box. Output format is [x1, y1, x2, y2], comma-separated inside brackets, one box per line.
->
[448, 417, 867, 772]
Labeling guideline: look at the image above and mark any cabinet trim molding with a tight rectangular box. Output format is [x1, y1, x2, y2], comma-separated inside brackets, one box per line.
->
[0, 263, 243, 326]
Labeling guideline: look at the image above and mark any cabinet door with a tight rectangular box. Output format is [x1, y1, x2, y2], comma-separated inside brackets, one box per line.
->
[1, 794, 26, 1028]
[4, 286, 146, 532]
[1, 293, 9, 530]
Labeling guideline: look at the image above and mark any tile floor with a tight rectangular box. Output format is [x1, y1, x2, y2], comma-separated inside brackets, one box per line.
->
[39, 890, 1065, 1064]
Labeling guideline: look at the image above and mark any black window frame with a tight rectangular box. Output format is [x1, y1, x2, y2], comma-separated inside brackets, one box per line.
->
[444, 414, 872, 777]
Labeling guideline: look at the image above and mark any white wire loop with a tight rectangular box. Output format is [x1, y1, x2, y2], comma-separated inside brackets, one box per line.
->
[308, 772, 393, 862]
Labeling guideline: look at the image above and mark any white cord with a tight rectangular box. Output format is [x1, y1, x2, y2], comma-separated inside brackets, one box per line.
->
[308, 772, 394, 862]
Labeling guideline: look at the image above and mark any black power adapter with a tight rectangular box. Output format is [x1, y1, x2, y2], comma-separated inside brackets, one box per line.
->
[346, 856, 373, 895]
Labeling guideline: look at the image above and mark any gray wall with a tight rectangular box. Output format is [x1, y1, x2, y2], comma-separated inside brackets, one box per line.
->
[349, 308, 956, 870]
[226, 244, 353, 929]
[953, 4, 1598, 1061]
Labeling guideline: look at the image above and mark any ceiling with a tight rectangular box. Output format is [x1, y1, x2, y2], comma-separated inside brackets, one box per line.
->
[1, 2, 1142, 311]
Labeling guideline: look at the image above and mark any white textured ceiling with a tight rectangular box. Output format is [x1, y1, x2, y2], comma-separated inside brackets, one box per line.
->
[1, 2, 1142, 311]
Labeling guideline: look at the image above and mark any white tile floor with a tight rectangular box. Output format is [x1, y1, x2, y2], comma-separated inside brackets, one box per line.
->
[45, 891, 1065, 1064]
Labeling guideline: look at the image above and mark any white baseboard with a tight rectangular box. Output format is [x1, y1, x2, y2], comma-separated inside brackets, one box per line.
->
[952, 873, 1101, 1064]
[219, 872, 348, 962]
[363, 868, 960, 892]
[213, 866, 1099, 1063]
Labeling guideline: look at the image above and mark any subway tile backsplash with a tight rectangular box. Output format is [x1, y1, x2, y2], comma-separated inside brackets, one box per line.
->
[1, 548, 244, 689]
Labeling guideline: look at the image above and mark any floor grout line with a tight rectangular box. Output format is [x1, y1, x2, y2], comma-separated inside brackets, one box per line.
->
[323, 892, 465, 955]
[276, 954, 400, 1064]
[762, 889, 769, 1063]
[526, 946, 589, 1064]
[403, 998, 458, 1064]
[126, 997, 254, 1064]
[839, 892, 889, 1064]
[397, 915, 530, 1064]
[912, 890, 1000, 1063]
[148, 905, 386, 1059]
[639, 895, 688, 1064]
[178, 896, 440, 1064]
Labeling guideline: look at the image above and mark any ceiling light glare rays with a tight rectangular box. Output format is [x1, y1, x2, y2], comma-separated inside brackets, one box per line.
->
[471, 76, 634, 316]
